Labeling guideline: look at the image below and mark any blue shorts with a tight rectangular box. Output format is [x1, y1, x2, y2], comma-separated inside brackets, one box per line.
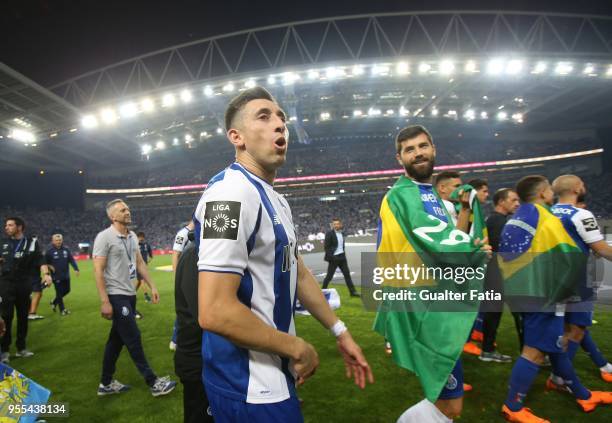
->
[207, 389, 303, 423]
[565, 302, 594, 327]
[438, 360, 464, 400]
[523, 312, 564, 353]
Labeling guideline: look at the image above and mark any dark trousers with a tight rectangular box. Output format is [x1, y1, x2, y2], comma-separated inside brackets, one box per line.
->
[482, 311, 524, 353]
[0, 280, 32, 352]
[101, 295, 156, 386]
[182, 378, 214, 423]
[52, 279, 71, 312]
[321, 255, 357, 294]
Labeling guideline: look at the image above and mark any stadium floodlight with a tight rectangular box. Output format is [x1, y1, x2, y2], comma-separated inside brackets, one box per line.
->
[222, 82, 235, 92]
[180, 89, 193, 103]
[352, 65, 364, 76]
[320, 112, 331, 121]
[81, 114, 99, 129]
[512, 113, 524, 123]
[431, 108, 439, 117]
[418, 62, 431, 73]
[339, 189, 346, 193]
[244, 79, 256, 88]
[141, 144, 152, 155]
[172, 137, 179, 145]
[140, 98, 155, 112]
[606, 66, 612, 76]
[497, 111, 508, 120]
[481, 111, 488, 119]
[119, 102, 139, 118]
[289, 116, 297, 121]
[185, 134, 193, 142]
[353, 109, 363, 117]
[325, 67, 338, 79]
[216, 127, 223, 134]
[439, 60, 454, 75]
[396, 62, 410, 75]
[487, 59, 505, 75]
[465, 60, 478, 73]
[583, 64, 595, 75]
[282, 72, 300, 86]
[368, 108, 382, 116]
[506, 60, 523, 75]
[155, 140, 165, 150]
[371, 64, 390, 76]
[200, 131, 208, 137]
[555, 62, 573, 75]
[532, 62, 547, 74]
[464, 109, 475, 120]
[386, 109, 395, 115]
[162, 93, 176, 108]
[267, 75, 276, 85]
[399, 106, 409, 116]
[8, 128, 36, 143]
[100, 107, 118, 124]
[203, 86, 214, 96]
[447, 110, 457, 117]
[307, 70, 320, 80]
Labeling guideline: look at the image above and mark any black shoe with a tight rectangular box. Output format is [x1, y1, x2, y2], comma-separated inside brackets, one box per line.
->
[350, 292, 361, 297]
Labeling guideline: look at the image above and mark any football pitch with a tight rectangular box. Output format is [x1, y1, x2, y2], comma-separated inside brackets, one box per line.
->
[9, 254, 612, 422]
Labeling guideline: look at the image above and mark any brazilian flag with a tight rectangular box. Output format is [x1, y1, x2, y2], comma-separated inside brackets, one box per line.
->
[499, 203, 585, 306]
[373, 176, 487, 402]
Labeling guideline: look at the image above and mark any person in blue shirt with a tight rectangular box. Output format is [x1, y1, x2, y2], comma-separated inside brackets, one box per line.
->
[45, 234, 79, 315]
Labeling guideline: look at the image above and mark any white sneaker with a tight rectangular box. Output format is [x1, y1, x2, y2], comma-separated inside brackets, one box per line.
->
[169, 341, 176, 351]
[97, 379, 131, 396]
[15, 349, 34, 358]
[0, 352, 9, 363]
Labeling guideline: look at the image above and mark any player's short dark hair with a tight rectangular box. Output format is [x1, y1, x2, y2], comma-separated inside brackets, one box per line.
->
[224, 86, 276, 131]
[493, 188, 516, 205]
[5, 216, 25, 230]
[515, 175, 548, 203]
[467, 178, 488, 190]
[434, 171, 461, 187]
[395, 125, 433, 154]
[137, 231, 145, 237]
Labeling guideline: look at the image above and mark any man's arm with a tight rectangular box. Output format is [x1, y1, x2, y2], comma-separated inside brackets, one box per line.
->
[68, 250, 80, 276]
[590, 240, 612, 261]
[147, 243, 153, 261]
[296, 255, 374, 388]
[171, 251, 181, 272]
[136, 250, 159, 303]
[93, 256, 112, 319]
[198, 270, 319, 383]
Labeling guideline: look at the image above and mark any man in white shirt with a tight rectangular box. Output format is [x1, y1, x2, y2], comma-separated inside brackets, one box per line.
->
[196, 87, 373, 422]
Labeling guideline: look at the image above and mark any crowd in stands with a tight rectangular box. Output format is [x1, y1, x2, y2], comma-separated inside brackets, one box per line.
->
[87, 136, 601, 189]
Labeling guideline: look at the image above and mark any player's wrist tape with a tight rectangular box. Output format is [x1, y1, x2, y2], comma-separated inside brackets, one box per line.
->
[330, 320, 347, 337]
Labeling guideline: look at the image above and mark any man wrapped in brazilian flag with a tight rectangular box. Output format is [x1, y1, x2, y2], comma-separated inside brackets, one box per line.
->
[373, 125, 490, 422]
[500, 175, 612, 423]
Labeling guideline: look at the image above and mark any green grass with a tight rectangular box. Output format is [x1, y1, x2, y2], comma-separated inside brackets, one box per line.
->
[9, 255, 612, 422]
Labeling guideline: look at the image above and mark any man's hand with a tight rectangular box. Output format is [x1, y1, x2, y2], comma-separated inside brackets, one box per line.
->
[474, 237, 492, 258]
[75, 271, 80, 277]
[42, 274, 52, 287]
[458, 189, 471, 210]
[337, 331, 374, 389]
[291, 337, 319, 386]
[150, 286, 160, 304]
[101, 301, 113, 320]
[0, 318, 6, 337]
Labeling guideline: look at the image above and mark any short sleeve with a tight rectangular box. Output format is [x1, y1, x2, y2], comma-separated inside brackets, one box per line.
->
[93, 231, 110, 257]
[195, 177, 260, 275]
[172, 227, 189, 253]
[572, 209, 604, 245]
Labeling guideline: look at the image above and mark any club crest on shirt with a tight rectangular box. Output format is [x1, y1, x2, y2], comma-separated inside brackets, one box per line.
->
[203, 201, 241, 240]
[122, 306, 129, 316]
[581, 217, 598, 232]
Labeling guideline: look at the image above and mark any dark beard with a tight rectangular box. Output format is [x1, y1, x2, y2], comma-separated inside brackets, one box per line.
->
[405, 159, 434, 182]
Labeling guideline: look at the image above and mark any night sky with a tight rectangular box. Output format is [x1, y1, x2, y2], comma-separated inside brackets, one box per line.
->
[2, 0, 612, 87]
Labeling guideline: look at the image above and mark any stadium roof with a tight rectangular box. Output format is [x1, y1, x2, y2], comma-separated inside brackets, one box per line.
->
[2, 10, 612, 171]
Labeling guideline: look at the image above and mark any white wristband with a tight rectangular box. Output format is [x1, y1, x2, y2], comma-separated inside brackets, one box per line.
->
[330, 320, 347, 337]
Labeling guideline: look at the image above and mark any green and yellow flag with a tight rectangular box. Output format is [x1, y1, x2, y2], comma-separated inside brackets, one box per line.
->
[498, 203, 585, 304]
[373, 176, 487, 402]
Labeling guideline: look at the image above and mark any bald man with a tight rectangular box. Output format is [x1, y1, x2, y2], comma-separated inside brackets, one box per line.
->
[548, 175, 612, 390]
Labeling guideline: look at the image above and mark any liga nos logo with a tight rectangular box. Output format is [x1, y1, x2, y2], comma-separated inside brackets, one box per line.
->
[203, 201, 241, 240]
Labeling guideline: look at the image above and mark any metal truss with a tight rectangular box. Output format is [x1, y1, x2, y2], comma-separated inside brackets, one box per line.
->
[49, 11, 612, 108]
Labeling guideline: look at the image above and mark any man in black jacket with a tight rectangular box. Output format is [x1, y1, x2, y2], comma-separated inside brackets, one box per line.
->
[321, 218, 359, 297]
[174, 232, 213, 423]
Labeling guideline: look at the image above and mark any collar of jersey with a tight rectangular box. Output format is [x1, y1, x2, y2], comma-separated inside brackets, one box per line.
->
[109, 225, 130, 238]
[230, 162, 273, 188]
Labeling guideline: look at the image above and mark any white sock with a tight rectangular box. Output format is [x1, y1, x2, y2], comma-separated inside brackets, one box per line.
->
[550, 373, 565, 385]
[397, 399, 453, 423]
[600, 363, 612, 373]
